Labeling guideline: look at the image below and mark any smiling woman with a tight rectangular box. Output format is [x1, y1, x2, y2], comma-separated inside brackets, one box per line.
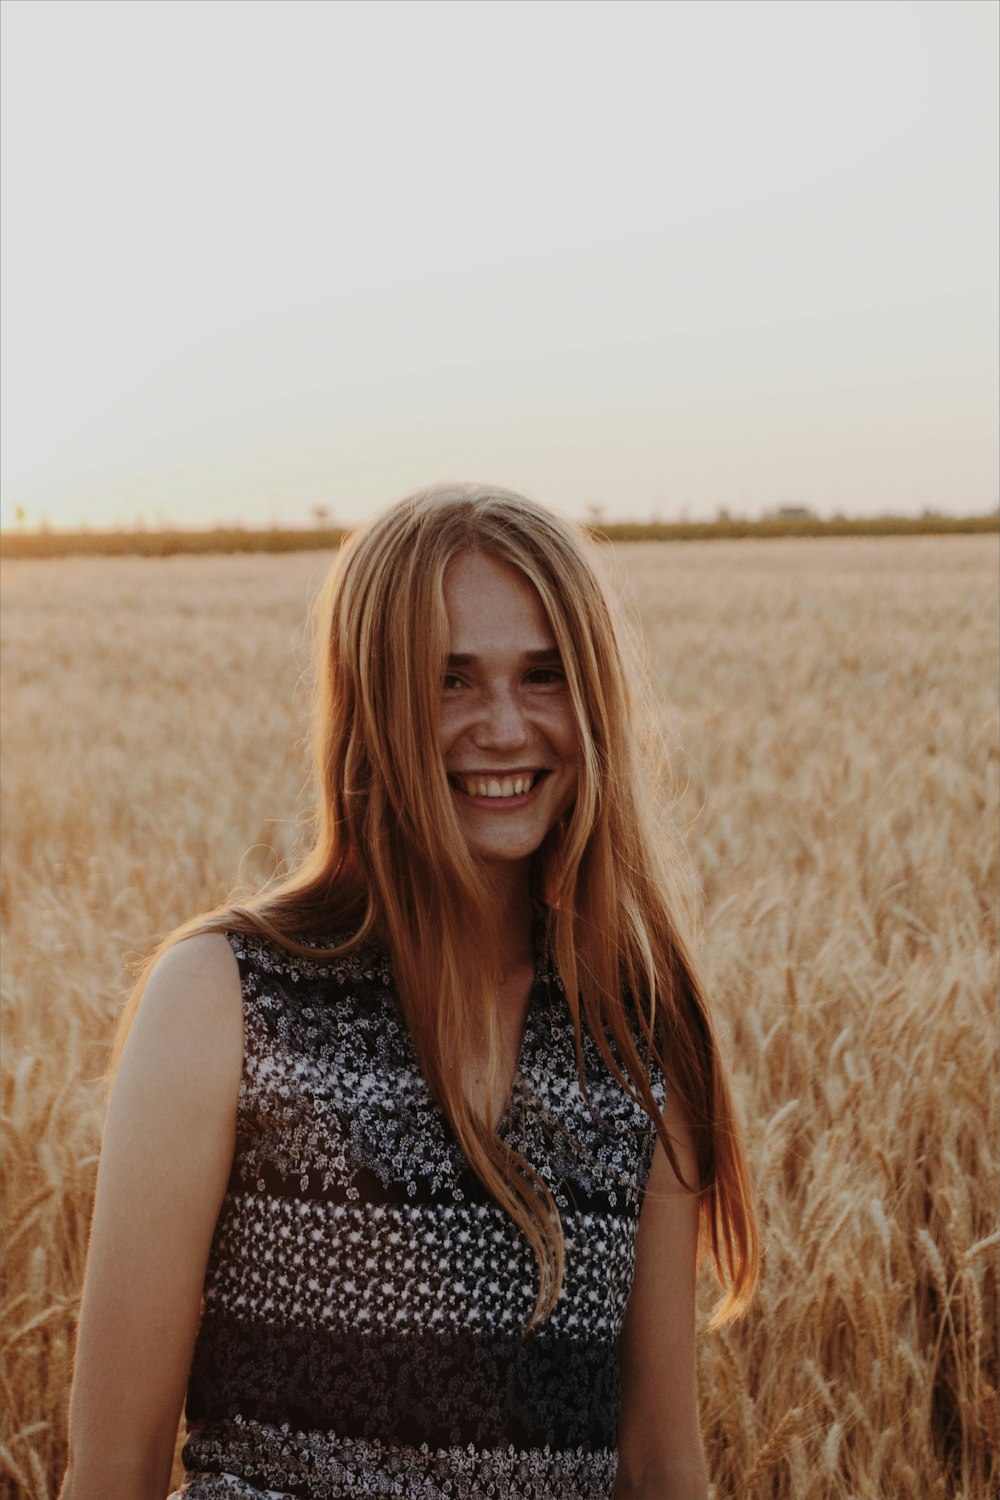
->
[59, 482, 759, 1500]
[441, 550, 580, 874]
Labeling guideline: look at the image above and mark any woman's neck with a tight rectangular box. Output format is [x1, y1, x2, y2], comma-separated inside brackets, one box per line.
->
[480, 859, 535, 973]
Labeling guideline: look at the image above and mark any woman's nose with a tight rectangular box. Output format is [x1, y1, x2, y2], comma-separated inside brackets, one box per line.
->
[472, 689, 530, 748]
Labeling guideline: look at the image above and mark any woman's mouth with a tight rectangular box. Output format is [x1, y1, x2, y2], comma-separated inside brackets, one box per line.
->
[447, 769, 550, 800]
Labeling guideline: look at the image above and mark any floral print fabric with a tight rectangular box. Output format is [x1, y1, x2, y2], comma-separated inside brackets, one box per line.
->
[178, 926, 662, 1499]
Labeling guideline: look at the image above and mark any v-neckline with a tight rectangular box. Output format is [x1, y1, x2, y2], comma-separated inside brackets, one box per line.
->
[383, 906, 553, 1140]
[494, 928, 551, 1138]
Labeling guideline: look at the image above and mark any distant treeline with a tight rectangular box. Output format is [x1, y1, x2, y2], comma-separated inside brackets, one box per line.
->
[1, 513, 997, 560]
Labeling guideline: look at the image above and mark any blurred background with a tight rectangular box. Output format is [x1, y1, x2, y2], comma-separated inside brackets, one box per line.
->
[2, 8, 998, 1497]
[1, 0, 997, 534]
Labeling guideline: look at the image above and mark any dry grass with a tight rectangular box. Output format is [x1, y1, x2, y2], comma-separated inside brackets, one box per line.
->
[2, 536, 997, 1499]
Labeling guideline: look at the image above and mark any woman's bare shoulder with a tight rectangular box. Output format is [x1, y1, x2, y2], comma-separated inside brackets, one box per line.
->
[147, 929, 241, 992]
[123, 931, 244, 1090]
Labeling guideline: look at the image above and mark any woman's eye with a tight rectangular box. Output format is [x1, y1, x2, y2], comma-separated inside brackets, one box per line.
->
[526, 669, 565, 686]
[442, 673, 465, 690]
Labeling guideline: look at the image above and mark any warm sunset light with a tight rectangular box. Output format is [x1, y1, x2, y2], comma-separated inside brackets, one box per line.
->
[1, 0, 997, 531]
[5, 9, 998, 1496]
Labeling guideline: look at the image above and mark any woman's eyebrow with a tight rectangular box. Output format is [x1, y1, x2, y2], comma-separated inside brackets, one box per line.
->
[445, 647, 562, 666]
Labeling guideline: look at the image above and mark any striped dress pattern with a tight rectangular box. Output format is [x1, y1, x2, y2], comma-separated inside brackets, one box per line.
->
[177, 925, 663, 1499]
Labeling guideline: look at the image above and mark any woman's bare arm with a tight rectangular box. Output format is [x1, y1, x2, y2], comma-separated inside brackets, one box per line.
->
[60, 933, 243, 1500]
[615, 1091, 708, 1500]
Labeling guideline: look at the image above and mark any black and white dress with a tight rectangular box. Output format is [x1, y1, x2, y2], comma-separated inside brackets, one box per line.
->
[176, 923, 664, 1499]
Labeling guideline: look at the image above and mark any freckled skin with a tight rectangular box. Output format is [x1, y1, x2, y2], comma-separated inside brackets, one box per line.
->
[441, 551, 579, 876]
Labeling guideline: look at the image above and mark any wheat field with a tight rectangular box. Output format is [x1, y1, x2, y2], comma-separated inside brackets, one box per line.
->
[1, 536, 997, 1499]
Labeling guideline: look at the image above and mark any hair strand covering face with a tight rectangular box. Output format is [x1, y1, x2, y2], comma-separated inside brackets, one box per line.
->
[114, 482, 760, 1330]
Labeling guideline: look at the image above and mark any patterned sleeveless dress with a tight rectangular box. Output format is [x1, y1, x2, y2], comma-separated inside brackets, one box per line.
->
[177, 925, 664, 1499]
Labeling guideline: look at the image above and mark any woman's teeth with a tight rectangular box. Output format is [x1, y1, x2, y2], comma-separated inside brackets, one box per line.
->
[458, 773, 536, 798]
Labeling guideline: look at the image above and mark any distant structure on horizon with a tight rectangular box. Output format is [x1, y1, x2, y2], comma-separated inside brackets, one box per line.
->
[770, 504, 816, 520]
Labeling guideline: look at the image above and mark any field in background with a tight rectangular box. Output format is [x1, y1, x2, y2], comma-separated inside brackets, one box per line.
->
[1, 511, 997, 560]
[2, 536, 997, 1499]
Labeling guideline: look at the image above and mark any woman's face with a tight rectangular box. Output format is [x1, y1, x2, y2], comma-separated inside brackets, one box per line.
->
[440, 549, 579, 876]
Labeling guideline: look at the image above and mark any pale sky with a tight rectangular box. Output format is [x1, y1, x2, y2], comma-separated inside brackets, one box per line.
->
[1, 0, 997, 530]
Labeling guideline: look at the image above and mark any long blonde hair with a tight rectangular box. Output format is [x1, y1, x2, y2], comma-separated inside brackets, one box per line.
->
[117, 482, 759, 1327]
